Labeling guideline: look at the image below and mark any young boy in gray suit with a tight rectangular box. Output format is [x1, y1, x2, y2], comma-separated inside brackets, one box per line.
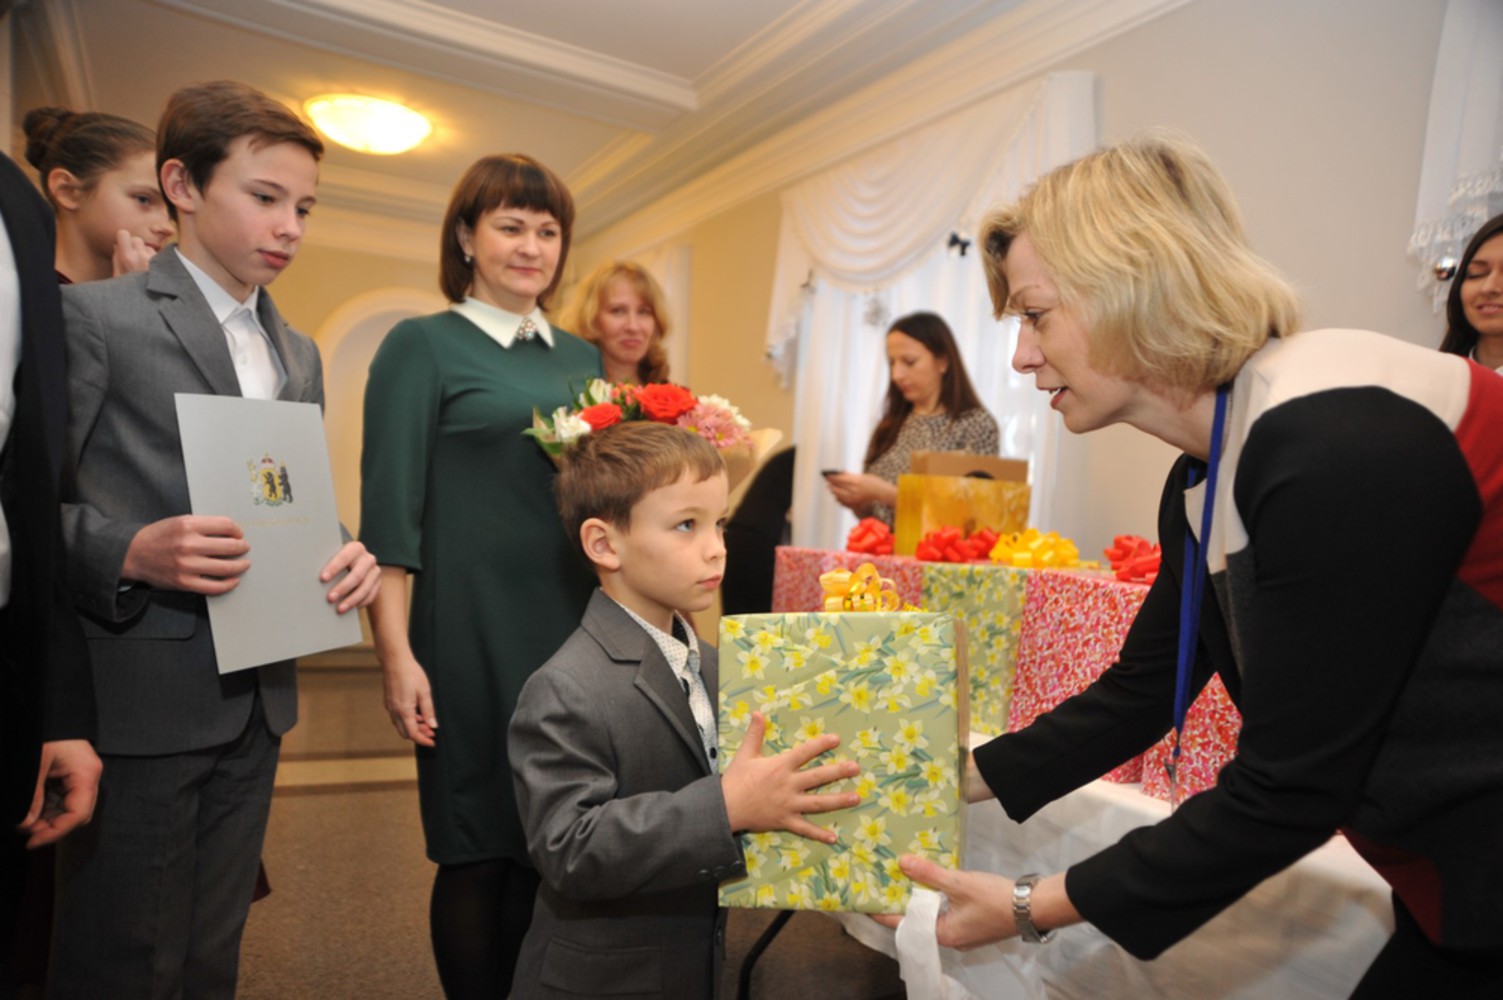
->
[508, 422, 860, 999]
[52, 81, 380, 999]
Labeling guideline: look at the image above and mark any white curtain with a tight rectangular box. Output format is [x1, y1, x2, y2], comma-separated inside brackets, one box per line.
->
[634, 242, 694, 379]
[769, 72, 1098, 549]
[1408, 0, 1503, 308]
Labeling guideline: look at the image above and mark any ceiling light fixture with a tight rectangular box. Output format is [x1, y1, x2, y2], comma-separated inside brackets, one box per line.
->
[304, 94, 432, 155]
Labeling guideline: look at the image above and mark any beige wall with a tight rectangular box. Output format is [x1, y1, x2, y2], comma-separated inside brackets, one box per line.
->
[679, 191, 792, 434]
[278, 243, 437, 339]
[573, 0, 1450, 555]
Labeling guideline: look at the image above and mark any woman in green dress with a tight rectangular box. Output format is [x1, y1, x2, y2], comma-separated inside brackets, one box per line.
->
[361, 154, 600, 999]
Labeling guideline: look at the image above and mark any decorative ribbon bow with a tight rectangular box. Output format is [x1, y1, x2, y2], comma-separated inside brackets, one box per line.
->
[1103, 534, 1160, 583]
[819, 563, 905, 612]
[846, 517, 894, 555]
[988, 528, 1084, 569]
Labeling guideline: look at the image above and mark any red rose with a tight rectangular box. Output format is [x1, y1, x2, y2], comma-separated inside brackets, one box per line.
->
[634, 383, 697, 423]
[579, 402, 623, 431]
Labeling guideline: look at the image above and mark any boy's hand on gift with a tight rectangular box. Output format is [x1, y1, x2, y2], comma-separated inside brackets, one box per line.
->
[320, 540, 381, 613]
[123, 515, 250, 594]
[871, 856, 1017, 949]
[722, 712, 861, 843]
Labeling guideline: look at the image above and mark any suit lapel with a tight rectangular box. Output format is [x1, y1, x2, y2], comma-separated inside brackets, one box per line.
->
[581, 591, 710, 775]
[257, 293, 309, 402]
[149, 253, 241, 397]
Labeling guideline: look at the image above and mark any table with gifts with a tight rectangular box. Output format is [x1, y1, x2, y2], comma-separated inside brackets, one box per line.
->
[753, 547, 1392, 996]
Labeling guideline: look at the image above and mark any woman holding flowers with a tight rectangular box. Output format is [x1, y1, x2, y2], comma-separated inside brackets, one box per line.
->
[360, 154, 599, 999]
[886, 135, 1503, 995]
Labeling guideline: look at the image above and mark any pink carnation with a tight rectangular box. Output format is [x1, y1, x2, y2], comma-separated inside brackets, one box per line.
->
[677, 402, 752, 449]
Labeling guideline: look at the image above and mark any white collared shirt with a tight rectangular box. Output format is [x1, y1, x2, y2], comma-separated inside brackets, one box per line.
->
[611, 598, 719, 769]
[0, 214, 19, 608]
[176, 249, 286, 400]
[1470, 345, 1503, 374]
[450, 296, 554, 349]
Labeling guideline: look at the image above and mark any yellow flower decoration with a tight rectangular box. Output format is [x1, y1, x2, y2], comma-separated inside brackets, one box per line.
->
[737, 649, 767, 679]
[894, 718, 927, 751]
[881, 745, 913, 774]
[878, 786, 912, 816]
[794, 716, 826, 742]
[855, 815, 891, 848]
[839, 682, 874, 713]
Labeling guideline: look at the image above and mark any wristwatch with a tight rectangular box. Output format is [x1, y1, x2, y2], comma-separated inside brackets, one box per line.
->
[1012, 873, 1055, 944]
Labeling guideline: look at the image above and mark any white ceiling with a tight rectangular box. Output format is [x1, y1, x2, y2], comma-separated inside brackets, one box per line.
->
[10, 0, 1024, 240]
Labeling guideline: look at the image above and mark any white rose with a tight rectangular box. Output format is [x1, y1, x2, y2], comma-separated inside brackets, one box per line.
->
[553, 409, 593, 445]
[583, 378, 614, 405]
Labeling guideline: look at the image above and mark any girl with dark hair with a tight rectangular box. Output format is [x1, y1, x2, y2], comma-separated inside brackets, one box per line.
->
[1440, 213, 1503, 370]
[361, 154, 600, 998]
[22, 107, 172, 283]
[826, 311, 999, 524]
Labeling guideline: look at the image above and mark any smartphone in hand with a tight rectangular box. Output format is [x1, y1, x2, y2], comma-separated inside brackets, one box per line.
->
[821, 469, 843, 478]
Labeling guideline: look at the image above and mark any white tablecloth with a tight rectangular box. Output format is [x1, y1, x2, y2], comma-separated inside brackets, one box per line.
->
[835, 779, 1394, 999]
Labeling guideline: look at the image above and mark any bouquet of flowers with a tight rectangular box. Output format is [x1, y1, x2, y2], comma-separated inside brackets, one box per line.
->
[528, 380, 775, 489]
[526, 378, 753, 457]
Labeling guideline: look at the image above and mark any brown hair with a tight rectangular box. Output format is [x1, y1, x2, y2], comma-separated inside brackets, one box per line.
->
[1441, 213, 1503, 358]
[157, 81, 323, 221]
[562, 260, 671, 382]
[979, 132, 1301, 391]
[22, 107, 155, 210]
[555, 422, 724, 560]
[439, 154, 575, 309]
[864, 311, 986, 466]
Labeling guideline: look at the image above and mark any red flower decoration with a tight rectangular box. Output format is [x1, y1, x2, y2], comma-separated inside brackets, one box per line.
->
[634, 383, 697, 423]
[579, 402, 623, 431]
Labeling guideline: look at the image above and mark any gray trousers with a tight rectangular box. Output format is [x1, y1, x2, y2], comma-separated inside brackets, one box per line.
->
[50, 696, 280, 1000]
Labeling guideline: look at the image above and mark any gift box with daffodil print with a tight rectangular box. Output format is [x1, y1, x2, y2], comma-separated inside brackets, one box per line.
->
[716, 612, 968, 914]
[919, 563, 1028, 736]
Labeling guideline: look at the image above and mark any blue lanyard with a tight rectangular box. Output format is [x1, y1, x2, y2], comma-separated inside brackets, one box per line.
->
[1167, 385, 1229, 809]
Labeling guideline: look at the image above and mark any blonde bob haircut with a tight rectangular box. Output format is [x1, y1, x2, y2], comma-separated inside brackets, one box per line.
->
[562, 260, 672, 383]
[980, 133, 1302, 391]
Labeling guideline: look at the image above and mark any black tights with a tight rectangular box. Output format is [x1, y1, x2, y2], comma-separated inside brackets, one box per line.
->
[1350, 896, 1503, 999]
[430, 858, 540, 1000]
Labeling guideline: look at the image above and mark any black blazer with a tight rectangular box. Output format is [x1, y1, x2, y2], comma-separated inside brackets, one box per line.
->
[0, 152, 92, 822]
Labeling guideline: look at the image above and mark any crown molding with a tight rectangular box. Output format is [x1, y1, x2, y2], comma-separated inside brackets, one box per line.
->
[316, 162, 451, 224]
[578, 0, 1197, 259]
[13, 0, 94, 108]
[568, 0, 1015, 226]
[149, 0, 695, 129]
[303, 202, 440, 264]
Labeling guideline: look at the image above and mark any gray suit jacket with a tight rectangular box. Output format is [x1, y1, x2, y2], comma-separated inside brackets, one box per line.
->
[59, 250, 319, 755]
[509, 590, 747, 999]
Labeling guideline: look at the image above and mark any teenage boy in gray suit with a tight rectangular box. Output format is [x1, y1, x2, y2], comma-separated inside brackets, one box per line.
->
[51, 81, 380, 999]
[508, 422, 860, 999]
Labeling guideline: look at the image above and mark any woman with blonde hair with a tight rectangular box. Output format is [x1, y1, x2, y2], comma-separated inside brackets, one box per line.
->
[884, 134, 1503, 996]
[563, 259, 671, 383]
